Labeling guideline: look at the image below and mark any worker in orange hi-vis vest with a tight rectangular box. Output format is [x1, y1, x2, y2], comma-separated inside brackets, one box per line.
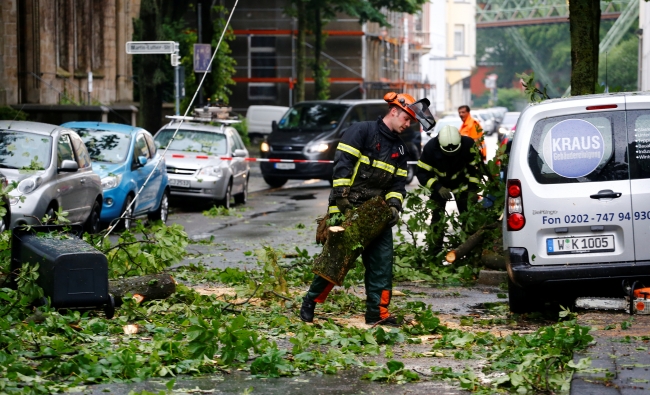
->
[458, 105, 486, 160]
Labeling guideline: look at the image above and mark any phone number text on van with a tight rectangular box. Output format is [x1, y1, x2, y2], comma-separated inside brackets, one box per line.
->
[539, 212, 650, 225]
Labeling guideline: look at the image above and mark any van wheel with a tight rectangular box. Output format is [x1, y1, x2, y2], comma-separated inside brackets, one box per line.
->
[263, 176, 287, 188]
[508, 277, 539, 314]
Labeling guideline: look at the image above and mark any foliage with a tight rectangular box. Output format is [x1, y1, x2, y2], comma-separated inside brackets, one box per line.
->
[210, 5, 237, 105]
[231, 115, 251, 146]
[517, 72, 550, 103]
[598, 36, 639, 92]
[496, 88, 528, 112]
[362, 360, 419, 383]
[0, 106, 28, 121]
[431, 310, 593, 393]
[202, 206, 242, 218]
[88, 221, 189, 278]
[394, 143, 507, 283]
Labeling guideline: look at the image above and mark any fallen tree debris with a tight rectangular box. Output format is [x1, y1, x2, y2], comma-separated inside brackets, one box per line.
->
[108, 273, 176, 306]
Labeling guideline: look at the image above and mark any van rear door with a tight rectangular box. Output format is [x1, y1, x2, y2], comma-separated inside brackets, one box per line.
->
[625, 94, 650, 261]
[520, 104, 634, 265]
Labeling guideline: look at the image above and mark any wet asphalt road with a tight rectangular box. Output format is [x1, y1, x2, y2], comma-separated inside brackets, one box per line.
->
[99, 134, 650, 394]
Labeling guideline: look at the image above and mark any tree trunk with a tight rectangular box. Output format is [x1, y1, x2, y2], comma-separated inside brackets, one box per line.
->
[569, 0, 601, 95]
[312, 196, 393, 285]
[311, 4, 329, 100]
[481, 251, 506, 270]
[137, 0, 165, 133]
[445, 229, 485, 263]
[109, 273, 176, 306]
[295, 0, 306, 102]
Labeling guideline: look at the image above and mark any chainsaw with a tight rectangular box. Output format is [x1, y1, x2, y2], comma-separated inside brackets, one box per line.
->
[575, 280, 650, 315]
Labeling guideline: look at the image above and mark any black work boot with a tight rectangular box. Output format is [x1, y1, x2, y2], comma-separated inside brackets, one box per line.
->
[366, 316, 400, 327]
[300, 297, 316, 322]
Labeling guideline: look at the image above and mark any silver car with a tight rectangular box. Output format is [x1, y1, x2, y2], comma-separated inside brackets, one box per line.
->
[154, 120, 249, 208]
[504, 92, 650, 312]
[0, 121, 103, 232]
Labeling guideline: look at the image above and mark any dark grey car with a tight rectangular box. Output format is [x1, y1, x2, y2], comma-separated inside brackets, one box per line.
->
[259, 100, 422, 187]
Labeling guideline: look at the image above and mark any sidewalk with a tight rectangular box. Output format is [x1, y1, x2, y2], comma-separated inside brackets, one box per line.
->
[572, 312, 650, 394]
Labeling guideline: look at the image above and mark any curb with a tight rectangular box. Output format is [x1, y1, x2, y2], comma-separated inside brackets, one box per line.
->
[477, 270, 507, 286]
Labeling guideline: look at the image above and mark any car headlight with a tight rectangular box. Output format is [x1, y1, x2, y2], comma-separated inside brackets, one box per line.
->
[101, 174, 123, 190]
[9, 196, 19, 206]
[198, 166, 223, 178]
[260, 142, 270, 153]
[17, 176, 43, 194]
[306, 142, 329, 153]
[499, 127, 508, 134]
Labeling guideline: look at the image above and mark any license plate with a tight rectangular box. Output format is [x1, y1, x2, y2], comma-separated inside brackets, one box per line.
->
[169, 179, 191, 188]
[275, 163, 295, 170]
[546, 235, 615, 255]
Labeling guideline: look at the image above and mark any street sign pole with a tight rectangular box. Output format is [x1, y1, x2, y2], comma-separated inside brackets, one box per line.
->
[126, 41, 181, 115]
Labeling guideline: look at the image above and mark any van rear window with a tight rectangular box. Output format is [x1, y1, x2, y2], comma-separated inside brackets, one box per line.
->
[527, 111, 628, 184]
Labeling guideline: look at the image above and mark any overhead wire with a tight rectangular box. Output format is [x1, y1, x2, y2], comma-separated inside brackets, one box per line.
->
[102, 0, 241, 241]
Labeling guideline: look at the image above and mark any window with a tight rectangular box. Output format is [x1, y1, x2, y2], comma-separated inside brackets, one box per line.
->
[527, 112, 628, 184]
[90, 0, 104, 70]
[58, 135, 75, 167]
[454, 25, 464, 55]
[144, 133, 157, 157]
[342, 107, 365, 128]
[154, 130, 228, 155]
[249, 36, 277, 100]
[55, 0, 70, 71]
[134, 134, 151, 164]
[69, 133, 91, 168]
[76, 129, 131, 164]
[627, 111, 650, 179]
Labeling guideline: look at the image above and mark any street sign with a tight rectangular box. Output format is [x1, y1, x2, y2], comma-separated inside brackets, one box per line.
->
[193, 44, 212, 72]
[126, 41, 176, 54]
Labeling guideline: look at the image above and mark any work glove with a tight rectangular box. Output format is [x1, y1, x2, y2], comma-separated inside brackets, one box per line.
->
[388, 207, 400, 227]
[336, 197, 353, 214]
[438, 187, 453, 200]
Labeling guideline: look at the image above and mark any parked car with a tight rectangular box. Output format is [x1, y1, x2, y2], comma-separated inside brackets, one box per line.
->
[473, 110, 496, 135]
[260, 100, 422, 187]
[0, 121, 102, 232]
[246, 105, 289, 143]
[62, 122, 170, 229]
[498, 111, 520, 143]
[503, 92, 650, 312]
[154, 118, 249, 208]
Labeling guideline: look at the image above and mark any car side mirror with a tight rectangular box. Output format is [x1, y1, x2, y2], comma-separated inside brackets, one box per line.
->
[271, 120, 278, 133]
[233, 149, 248, 158]
[138, 156, 148, 166]
[59, 159, 79, 172]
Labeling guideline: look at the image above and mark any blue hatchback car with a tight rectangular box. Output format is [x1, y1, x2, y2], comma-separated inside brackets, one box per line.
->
[61, 122, 169, 229]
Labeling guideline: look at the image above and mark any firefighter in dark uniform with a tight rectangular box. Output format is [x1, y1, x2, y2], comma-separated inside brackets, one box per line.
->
[300, 92, 435, 326]
[416, 125, 485, 244]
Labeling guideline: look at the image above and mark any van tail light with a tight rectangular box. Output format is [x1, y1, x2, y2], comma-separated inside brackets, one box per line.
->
[506, 179, 525, 231]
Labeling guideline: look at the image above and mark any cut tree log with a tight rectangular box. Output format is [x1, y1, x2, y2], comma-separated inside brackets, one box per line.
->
[445, 222, 500, 264]
[109, 273, 176, 306]
[312, 196, 393, 286]
[446, 229, 485, 264]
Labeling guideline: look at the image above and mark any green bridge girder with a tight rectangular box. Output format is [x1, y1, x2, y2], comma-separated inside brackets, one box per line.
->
[477, 0, 633, 28]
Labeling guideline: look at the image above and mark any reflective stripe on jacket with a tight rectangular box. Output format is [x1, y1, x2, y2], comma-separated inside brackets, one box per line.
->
[329, 118, 408, 213]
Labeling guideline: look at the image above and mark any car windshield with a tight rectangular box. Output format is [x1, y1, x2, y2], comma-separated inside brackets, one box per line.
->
[75, 129, 132, 164]
[277, 103, 349, 132]
[155, 129, 227, 155]
[0, 130, 52, 170]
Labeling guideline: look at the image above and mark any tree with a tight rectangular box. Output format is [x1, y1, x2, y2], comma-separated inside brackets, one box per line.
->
[598, 36, 638, 92]
[569, 0, 601, 95]
[289, 0, 427, 101]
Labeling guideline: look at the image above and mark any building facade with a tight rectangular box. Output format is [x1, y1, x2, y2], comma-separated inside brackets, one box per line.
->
[0, 0, 139, 113]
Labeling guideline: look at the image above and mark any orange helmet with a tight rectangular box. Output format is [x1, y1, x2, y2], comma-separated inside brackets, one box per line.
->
[384, 92, 436, 131]
[384, 92, 417, 119]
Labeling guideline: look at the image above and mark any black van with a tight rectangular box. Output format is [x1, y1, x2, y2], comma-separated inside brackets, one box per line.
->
[260, 100, 422, 187]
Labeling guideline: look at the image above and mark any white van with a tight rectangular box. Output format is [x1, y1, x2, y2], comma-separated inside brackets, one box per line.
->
[503, 92, 650, 312]
[246, 105, 288, 141]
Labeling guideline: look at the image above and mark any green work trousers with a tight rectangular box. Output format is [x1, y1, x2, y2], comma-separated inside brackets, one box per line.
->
[305, 226, 394, 322]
